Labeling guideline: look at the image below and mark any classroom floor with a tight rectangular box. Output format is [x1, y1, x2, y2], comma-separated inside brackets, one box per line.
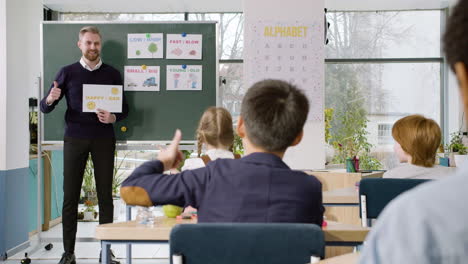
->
[5, 207, 170, 264]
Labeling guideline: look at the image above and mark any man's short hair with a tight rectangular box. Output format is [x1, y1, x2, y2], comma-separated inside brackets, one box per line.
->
[241, 79, 309, 152]
[79, 26, 102, 40]
[392, 114, 441, 167]
[443, 0, 468, 70]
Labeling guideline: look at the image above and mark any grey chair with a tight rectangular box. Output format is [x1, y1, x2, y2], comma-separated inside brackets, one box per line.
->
[170, 223, 324, 264]
[359, 178, 430, 227]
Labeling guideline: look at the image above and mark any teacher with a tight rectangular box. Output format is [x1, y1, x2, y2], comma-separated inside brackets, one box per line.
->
[40, 26, 128, 264]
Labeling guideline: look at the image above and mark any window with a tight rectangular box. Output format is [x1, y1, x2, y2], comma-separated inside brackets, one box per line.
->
[60, 13, 184, 21]
[326, 11, 441, 58]
[188, 13, 244, 60]
[378, 124, 393, 145]
[324, 10, 443, 169]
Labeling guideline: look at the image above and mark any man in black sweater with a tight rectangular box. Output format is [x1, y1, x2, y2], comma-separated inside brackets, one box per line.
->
[40, 26, 128, 264]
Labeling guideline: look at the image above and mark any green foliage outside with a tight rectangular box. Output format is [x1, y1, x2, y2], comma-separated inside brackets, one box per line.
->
[324, 108, 334, 143]
[326, 65, 382, 170]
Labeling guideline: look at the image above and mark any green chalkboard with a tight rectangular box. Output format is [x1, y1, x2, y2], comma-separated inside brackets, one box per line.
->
[42, 22, 217, 142]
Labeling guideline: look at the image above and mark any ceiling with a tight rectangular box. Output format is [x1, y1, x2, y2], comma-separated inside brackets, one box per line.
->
[43, 0, 456, 13]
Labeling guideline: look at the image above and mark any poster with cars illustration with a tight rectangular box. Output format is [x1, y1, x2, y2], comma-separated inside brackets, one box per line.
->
[128, 33, 164, 59]
[166, 65, 202, 91]
[124, 65, 160, 91]
[166, 34, 202, 60]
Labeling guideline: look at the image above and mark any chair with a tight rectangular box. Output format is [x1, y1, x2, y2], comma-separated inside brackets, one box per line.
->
[359, 178, 430, 227]
[169, 223, 324, 264]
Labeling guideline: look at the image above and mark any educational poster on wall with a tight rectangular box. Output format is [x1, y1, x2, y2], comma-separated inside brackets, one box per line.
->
[82, 84, 123, 113]
[127, 33, 164, 59]
[124, 65, 160, 91]
[166, 34, 202, 60]
[244, 21, 324, 121]
[166, 65, 203, 91]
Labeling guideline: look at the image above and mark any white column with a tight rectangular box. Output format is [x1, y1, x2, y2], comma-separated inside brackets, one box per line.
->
[0, 0, 7, 170]
[243, 0, 325, 169]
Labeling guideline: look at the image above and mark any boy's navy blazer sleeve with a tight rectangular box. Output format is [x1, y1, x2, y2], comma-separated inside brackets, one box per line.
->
[121, 160, 209, 208]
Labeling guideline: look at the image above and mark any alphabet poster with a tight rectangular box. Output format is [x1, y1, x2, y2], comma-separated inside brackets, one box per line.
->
[124, 65, 160, 91]
[166, 65, 203, 91]
[244, 21, 324, 121]
[166, 34, 202, 60]
[128, 33, 164, 59]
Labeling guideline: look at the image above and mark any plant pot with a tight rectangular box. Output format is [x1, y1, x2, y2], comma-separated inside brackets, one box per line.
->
[83, 211, 94, 221]
[454, 154, 468, 167]
[113, 198, 122, 220]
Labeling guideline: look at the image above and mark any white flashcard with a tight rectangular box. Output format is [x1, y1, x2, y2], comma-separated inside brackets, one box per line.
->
[166, 65, 202, 91]
[128, 33, 164, 59]
[124, 65, 160, 91]
[82, 84, 123, 113]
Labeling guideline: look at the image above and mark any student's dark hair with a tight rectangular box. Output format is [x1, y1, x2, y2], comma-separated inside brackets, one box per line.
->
[443, 0, 468, 70]
[241, 79, 309, 152]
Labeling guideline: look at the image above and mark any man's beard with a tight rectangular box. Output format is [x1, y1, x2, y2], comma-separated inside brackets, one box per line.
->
[84, 50, 100, 61]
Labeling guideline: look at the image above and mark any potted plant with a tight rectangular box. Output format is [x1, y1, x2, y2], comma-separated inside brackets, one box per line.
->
[448, 132, 468, 167]
[83, 200, 96, 221]
[330, 111, 382, 172]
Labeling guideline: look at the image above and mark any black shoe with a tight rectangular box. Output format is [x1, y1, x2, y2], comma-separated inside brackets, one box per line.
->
[58, 252, 76, 264]
[99, 249, 120, 264]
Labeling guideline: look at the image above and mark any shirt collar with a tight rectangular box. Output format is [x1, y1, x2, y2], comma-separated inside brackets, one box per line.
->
[80, 57, 102, 71]
[241, 152, 290, 169]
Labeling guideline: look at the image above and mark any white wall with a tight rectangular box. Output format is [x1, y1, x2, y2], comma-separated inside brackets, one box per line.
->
[0, 0, 41, 170]
[0, 0, 6, 170]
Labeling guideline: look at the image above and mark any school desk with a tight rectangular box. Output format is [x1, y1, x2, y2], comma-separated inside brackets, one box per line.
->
[95, 217, 370, 264]
[306, 170, 383, 191]
[317, 252, 360, 264]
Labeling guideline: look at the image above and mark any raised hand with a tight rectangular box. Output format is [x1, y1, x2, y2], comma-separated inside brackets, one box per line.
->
[96, 108, 116, 124]
[46, 81, 61, 105]
[158, 129, 183, 171]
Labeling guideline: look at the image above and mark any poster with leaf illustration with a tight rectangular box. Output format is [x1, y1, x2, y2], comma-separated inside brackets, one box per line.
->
[128, 33, 164, 59]
[166, 34, 202, 60]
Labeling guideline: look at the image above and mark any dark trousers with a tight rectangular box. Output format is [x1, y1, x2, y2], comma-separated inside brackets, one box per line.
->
[62, 136, 116, 253]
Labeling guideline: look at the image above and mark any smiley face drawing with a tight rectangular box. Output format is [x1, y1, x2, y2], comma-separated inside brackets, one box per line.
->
[111, 87, 120, 95]
[87, 101, 96, 110]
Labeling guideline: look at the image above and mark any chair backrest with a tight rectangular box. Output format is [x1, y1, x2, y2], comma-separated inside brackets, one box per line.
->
[169, 223, 324, 264]
[359, 178, 430, 226]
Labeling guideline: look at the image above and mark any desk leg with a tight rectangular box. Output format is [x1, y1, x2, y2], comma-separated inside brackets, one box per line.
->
[102, 241, 111, 264]
[126, 205, 132, 264]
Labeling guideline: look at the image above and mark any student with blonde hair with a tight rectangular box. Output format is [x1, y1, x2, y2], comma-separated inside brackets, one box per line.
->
[182, 107, 239, 171]
[383, 114, 451, 179]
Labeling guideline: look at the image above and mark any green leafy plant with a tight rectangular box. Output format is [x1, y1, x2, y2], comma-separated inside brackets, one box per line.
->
[112, 150, 133, 197]
[232, 133, 244, 155]
[324, 108, 334, 143]
[84, 200, 96, 213]
[330, 108, 382, 170]
[448, 132, 467, 155]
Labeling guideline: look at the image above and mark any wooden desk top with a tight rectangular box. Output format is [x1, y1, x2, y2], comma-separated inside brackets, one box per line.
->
[318, 252, 360, 264]
[323, 187, 359, 204]
[95, 217, 369, 243]
[323, 221, 369, 242]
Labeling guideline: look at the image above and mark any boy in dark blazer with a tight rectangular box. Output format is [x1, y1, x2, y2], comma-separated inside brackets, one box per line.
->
[121, 79, 324, 226]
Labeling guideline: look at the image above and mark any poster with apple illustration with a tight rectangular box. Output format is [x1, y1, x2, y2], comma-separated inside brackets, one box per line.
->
[128, 33, 164, 59]
[166, 34, 202, 60]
